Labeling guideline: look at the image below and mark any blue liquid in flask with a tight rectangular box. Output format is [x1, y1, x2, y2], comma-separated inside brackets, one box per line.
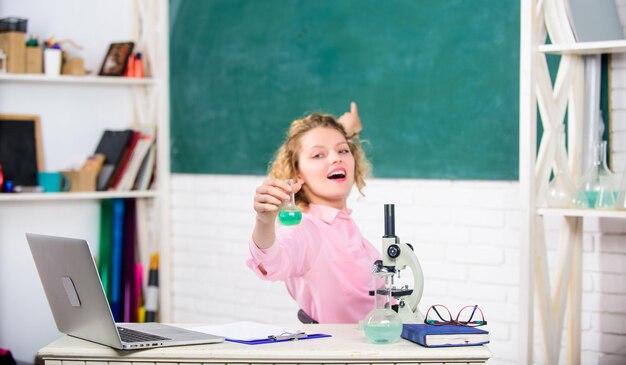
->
[364, 322, 403, 344]
[363, 309, 402, 344]
[278, 209, 302, 226]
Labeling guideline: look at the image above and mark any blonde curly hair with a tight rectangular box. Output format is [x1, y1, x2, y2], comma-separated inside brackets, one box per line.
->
[268, 113, 371, 207]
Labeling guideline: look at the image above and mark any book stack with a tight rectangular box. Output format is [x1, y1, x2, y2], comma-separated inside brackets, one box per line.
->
[401, 324, 489, 348]
[94, 129, 156, 191]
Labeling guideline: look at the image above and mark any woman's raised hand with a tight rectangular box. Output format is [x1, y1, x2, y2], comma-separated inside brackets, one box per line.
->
[337, 101, 362, 139]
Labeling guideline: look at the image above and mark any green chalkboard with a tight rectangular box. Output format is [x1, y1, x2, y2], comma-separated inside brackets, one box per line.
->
[170, 0, 520, 179]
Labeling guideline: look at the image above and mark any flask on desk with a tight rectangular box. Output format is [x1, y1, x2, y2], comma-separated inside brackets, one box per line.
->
[363, 268, 402, 344]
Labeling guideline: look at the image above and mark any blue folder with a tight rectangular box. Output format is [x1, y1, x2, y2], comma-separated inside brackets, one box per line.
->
[189, 321, 331, 345]
[226, 332, 332, 345]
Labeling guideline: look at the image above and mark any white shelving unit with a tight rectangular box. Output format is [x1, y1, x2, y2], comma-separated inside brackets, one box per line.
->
[0, 73, 156, 85]
[519, 1, 626, 364]
[537, 207, 626, 219]
[0, 0, 170, 362]
[0, 190, 160, 202]
[538, 39, 626, 55]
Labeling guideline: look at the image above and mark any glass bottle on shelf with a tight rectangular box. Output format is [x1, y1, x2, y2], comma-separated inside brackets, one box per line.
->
[545, 135, 579, 209]
[578, 141, 616, 209]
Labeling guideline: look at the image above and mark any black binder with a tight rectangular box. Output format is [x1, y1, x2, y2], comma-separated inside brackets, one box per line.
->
[94, 130, 133, 191]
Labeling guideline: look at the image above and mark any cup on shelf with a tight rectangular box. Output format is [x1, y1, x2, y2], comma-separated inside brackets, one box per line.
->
[38, 171, 70, 192]
[44, 48, 62, 76]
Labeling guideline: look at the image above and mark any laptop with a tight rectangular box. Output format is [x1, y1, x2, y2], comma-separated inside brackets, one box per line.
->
[26, 233, 224, 350]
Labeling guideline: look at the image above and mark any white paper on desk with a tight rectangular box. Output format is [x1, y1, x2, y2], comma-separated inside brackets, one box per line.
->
[188, 321, 304, 341]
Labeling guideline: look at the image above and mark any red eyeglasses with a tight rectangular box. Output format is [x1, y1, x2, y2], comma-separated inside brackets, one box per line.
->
[424, 304, 487, 327]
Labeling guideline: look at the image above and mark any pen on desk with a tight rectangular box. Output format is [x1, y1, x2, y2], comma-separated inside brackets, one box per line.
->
[268, 331, 308, 341]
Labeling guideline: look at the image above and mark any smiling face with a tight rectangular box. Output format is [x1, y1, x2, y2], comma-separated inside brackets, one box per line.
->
[296, 127, 355, 210]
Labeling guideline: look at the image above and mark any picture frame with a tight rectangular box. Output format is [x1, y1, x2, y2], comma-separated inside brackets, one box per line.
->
[99, 42, 134, 76]
[0, 114, 43, 186]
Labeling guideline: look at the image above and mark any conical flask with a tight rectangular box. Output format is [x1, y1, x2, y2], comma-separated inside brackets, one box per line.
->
[578, 141, 616, 209]
[545, 135, 578, 208]
[278, 179, 302, 225]
[363, 268, 402, 344]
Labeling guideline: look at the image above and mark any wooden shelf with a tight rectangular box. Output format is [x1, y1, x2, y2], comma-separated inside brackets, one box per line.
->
[538, 39, 626, 55]
[0, 190, 159, 202]
[0, 73, 155, 86]
[537, 207, 626, 219]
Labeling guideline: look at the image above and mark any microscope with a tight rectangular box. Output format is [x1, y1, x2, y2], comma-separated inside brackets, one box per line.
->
[371, 204, 425, 323]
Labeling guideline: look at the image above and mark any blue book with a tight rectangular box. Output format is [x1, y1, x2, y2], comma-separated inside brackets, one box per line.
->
[401, 324, 489, 348]
[110, 198, 125, 321]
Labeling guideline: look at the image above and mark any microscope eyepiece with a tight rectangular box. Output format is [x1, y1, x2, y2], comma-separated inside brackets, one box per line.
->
[384, 204, 395, 237]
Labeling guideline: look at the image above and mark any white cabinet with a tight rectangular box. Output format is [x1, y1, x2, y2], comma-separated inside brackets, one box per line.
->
[0, 1, 170, 362]
[519, 1, 626, 364]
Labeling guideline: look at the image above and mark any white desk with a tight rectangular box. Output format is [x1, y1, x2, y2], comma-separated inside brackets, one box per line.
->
[38, 324, 491, 364]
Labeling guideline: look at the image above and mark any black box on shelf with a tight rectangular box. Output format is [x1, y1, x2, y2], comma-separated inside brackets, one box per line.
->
[0, 17, 27, 33]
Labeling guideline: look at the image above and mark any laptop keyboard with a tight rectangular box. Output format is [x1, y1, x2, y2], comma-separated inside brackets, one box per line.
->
[118, 326, 171, 343]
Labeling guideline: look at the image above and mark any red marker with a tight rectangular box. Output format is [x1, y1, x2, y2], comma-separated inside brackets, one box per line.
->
[133, 53, 144, 78]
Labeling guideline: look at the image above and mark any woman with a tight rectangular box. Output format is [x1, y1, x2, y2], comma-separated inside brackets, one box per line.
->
[247, 102, 380, 323]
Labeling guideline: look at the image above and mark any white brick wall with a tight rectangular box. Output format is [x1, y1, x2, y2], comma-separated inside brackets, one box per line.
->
[168, 3, 626, 364]
[170, 176, 521, 362]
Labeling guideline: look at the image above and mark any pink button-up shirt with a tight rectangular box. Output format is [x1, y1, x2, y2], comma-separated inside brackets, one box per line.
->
[247, 204, 381, 324]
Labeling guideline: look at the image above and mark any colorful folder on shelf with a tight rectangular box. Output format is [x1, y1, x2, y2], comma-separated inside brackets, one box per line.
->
[122, 199, 137, 322]
[100, 197, 146, 323]
[110, 198, 125, 321]
[98, 200, 113, 301]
